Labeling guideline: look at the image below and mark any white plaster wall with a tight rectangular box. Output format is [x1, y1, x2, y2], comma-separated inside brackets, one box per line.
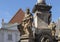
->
[0, 28, 20, 42]
[0, 30, 4, 42]
[4, 31, 7, 42]
[7, 26, 18, 31]
[3, 30, 19, 42]
[2, 23, 18, 30]
[15, 32, 20, 42]
[1, 23, 20, 42]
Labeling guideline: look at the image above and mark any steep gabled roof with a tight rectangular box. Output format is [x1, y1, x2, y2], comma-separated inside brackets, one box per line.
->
[9, 9, 25, 24]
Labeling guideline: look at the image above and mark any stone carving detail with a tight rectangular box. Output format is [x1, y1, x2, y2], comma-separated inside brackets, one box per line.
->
[18, 8, 33, 37]
[23, 8, 33, 36]
[48, 22, 56, 36]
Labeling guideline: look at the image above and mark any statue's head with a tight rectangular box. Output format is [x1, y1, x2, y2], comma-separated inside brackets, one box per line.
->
[26, 8, 30, 14]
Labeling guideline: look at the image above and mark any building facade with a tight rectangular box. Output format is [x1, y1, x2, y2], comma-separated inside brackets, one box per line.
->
[0, 23, 20, 42]
[0, 9, 25, 42]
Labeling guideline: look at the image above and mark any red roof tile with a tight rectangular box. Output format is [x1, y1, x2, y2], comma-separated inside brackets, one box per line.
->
[9, 9, 25, 24]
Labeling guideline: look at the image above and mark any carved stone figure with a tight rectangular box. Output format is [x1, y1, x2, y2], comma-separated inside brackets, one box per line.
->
[48, 22, 56, 29]
[48, 22, 56, 36]
[17, 22, 25, 36]
[23, 8, 33, 36]
[17, 8, 33, 36]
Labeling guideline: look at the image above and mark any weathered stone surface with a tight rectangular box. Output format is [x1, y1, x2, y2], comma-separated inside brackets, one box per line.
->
[34, 11, 51, 29]
[20, 38, 34, 42]
[17, 8, 33, 42]
[20, 35, 34, 42]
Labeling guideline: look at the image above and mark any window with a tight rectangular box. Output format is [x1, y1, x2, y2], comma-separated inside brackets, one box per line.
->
[8, 34, 12, 40]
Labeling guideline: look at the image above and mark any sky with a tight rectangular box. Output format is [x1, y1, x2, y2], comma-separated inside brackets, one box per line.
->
[0, 0, 60, 28]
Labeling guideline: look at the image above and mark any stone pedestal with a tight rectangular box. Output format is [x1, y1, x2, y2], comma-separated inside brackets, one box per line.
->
[20, 35, 34, 42]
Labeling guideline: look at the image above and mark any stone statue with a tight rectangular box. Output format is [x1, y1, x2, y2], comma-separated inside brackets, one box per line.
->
[17, 8, 33, 42]
[48, 22, 56, 36]
[18, 8, 33, 36]
[23, 8, 33, 36]
[48, 22, 56, 29]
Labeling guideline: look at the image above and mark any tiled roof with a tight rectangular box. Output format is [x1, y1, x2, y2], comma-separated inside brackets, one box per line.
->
[9, 9, 25, 24]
